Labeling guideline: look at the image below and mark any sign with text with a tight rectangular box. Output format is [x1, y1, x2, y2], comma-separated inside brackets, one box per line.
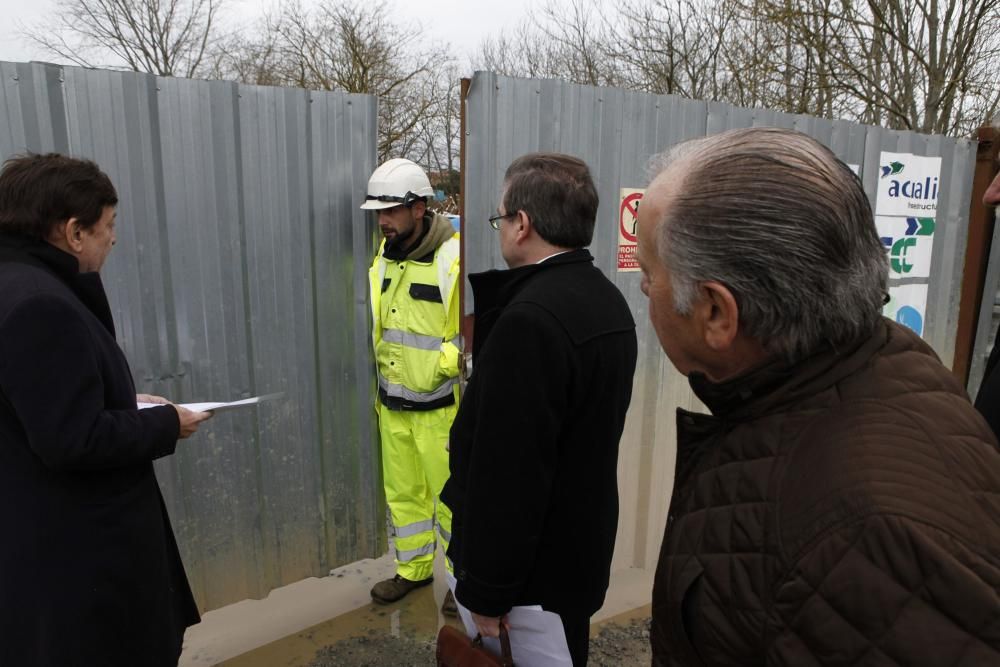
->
[875, 152, 942, 216]
[618, 188, 644, 272]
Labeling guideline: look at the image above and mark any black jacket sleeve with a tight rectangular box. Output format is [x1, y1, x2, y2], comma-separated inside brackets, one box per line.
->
[0, 294, 180, 469]
[454, 303, 572, 616]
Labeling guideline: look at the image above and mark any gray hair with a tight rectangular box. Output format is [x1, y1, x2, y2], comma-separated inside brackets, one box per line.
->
[648, 127, 888, 362]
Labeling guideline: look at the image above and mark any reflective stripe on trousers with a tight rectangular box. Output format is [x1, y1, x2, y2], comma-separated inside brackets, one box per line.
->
[394, 518, 435, 539]
[396, 542, 436, 562]
[378, 403, 455, 580]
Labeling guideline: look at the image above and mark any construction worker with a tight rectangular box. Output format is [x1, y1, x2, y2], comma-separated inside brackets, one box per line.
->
[360, 158, 461, 615]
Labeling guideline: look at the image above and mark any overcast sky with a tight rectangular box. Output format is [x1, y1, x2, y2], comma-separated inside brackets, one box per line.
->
[0, 0, 534, 70]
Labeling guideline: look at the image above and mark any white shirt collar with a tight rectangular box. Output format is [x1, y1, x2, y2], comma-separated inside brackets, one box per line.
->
[536, 250, 572, 264]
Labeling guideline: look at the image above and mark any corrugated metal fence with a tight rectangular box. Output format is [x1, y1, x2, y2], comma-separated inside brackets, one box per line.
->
[463, 71, 978, 572]
[0, 61, 384, 611]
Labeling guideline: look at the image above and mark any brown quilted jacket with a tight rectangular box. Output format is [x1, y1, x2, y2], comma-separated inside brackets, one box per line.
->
[651, 319, 1000, 666]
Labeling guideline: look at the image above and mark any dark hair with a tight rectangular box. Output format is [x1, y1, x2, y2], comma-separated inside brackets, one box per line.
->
[0, 153, 118, 241]
[502, 153, 599, 247]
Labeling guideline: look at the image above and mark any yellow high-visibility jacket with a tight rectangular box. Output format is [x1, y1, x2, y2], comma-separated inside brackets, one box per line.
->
[369, 217, 461, 410]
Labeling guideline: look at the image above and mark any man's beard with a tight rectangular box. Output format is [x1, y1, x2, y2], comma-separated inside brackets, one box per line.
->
[385, 225, 414, 251]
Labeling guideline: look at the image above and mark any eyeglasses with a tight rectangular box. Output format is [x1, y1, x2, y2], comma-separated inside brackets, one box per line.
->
[488, 211, 517, 230]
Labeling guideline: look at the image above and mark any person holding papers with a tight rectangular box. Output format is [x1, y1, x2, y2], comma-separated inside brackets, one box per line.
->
[441, 154, 638, 666]
[0, 153, 210, 666]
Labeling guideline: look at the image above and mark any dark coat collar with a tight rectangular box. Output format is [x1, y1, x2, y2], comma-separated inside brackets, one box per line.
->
[469, 248, 593, 311]
[0, 233, 117, 337]
[0, 232, 79, 278]
[467, 248, 594, 360]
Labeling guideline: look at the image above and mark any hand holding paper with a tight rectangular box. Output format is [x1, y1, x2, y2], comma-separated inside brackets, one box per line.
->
[136, 393, 214, 438]
[175, 404, 211, 438]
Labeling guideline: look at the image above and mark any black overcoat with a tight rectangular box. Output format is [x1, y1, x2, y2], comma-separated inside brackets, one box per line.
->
[0, 235, 199, 666]
[442, 249, 638, 618]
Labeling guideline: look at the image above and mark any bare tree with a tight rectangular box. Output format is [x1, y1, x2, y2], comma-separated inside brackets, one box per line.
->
[757, 0, 1000, 135]
[400, 63, 463, 211]
[413, 64, 461, 175]
[23, 0, 222, 78]
[479, 22, 561, 80]
[207, 11, 284, 87]
[217, 1, 451, 161]
[612, 0, 732, 98]
[477, 0, 618, 86]
[279, 1, 451, 160]
[475, 0, 1000, 137]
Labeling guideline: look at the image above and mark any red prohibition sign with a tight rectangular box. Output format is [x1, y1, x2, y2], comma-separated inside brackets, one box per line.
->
[620, 192, 643, 243]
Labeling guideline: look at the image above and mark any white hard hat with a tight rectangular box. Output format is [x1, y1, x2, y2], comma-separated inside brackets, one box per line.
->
[360, 158, 434, 210]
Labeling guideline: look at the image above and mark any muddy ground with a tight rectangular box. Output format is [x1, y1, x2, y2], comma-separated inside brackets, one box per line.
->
[307, 617, 652, 666]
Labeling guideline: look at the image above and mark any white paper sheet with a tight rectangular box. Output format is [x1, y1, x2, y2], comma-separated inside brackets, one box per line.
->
[137, 392, 283, 414]
[445, 571, 573, 667]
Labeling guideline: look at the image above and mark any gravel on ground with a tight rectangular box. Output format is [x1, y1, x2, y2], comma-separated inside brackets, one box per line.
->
[307, 617, 652, 666]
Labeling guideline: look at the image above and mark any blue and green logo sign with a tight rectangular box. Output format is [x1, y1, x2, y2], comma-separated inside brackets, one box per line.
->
[896, 305, 924, 336]
[880, 217, 935, 274]
[881, 161, 904, 178]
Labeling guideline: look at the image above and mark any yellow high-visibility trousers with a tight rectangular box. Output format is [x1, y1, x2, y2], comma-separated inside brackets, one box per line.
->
[377, 403, 455, 581]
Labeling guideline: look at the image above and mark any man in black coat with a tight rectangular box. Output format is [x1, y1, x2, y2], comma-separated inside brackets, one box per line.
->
[0, 153, 210, 666]
[975, 152, 1000, 435]
[441, 153, 638, 666]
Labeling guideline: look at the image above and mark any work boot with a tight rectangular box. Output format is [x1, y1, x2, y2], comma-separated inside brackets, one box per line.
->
[370, 574, 433, 604]
[441, 589, 458, 617]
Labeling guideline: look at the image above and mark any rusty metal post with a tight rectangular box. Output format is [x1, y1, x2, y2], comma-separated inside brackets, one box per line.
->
[953, 124, 998, 381]
[459, 77, 474, 362]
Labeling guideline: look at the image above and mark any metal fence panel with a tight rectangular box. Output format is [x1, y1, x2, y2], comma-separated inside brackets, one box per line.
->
[464, 71, 978, 573]
[0, 62, 382, 611]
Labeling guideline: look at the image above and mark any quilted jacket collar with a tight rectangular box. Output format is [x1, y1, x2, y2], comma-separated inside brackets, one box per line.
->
[688, 320, 888, 422]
